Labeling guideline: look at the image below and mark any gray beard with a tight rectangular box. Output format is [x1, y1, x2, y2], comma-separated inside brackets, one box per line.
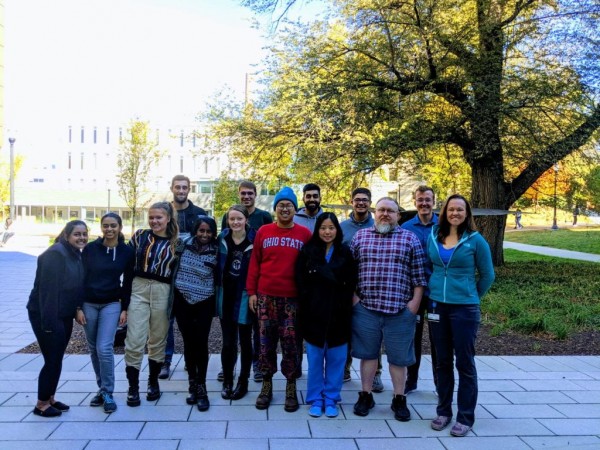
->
[375, 222, 393, 234]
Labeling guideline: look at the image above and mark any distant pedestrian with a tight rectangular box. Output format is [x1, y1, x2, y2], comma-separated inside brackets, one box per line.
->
[514, 209, 523, 229]
[427, 194, 495, 437]
[27, 220, 89, 417]
[296, 213, 357, 418]
[78, 213, 134, 414]
[573, 206, 580, 226]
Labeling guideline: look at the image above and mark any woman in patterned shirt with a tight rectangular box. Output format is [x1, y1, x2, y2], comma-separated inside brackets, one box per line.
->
[124, 202, 178, 407]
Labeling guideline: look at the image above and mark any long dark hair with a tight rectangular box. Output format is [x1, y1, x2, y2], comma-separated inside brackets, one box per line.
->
[55, 220, 88, 243]
[101, 212, 125, 242]
[437, 194, 477, 242]
[305, 212, 344, 260]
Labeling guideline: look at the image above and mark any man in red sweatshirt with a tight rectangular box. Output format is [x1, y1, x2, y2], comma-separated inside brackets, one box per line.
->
[247, 186, 312, 412]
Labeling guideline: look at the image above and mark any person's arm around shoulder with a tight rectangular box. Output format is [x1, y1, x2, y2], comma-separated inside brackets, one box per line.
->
[246, 227, 264, 313]
[474, 233, 495, 298]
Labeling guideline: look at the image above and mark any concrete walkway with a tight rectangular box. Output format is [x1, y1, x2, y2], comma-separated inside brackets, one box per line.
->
[1, 243, 599, 449]
[503, 242, 600, 263]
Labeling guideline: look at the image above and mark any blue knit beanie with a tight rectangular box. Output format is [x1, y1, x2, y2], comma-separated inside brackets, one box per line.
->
[273, 186, 298, 211]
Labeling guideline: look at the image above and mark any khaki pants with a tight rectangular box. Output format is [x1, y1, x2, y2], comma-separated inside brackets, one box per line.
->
[124, 277, 170, 369]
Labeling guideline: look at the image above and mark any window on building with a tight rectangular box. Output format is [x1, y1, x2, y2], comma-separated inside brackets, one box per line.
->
[106, 127, 110, 144]
[81, 126, 85, 143]
[80, 152, 84, 170]
[180, 156, 184, 173]
[68, 126, 72, 143]
[93, 126, 97, 144]
[180, 130, 184, 147]
[200, 184, 212, 194]
[68, 152, 72, 169]
[93, 153, 97, 170]
[203, 157, 208, 174]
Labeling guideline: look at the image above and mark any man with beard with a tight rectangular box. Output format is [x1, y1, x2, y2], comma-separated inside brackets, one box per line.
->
[220, 180, 273, 383]
[247, 187, 312, 412]
[293, 183, 324, 232]
[400, 186, 439, 395]
[350, 197, 427, 422]
[159, 175, 207, 379]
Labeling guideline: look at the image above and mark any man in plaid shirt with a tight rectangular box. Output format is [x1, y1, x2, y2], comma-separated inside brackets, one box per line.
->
[350, 197, 427, 421]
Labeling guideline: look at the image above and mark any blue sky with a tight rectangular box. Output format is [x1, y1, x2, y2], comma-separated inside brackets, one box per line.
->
[4, 0, 273, 136]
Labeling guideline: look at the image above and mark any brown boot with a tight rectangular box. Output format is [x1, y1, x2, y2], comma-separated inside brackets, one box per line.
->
[255, 378, 273, 410]
[284, 379, 299, 412]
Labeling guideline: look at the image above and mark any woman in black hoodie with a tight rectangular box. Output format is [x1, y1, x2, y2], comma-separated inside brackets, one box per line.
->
[296, 213, 357, 418]
[77, 213, 134, 414]
[27, 220, 89, 417]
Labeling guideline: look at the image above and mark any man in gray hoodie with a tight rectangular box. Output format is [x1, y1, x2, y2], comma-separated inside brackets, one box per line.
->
[293, 183, 324, 232]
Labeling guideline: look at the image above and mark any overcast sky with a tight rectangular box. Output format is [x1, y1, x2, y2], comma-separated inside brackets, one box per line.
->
[4, 0, 272, 138]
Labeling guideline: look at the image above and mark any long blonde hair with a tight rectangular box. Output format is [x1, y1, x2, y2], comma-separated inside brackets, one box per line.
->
[149, 202, 179, 250]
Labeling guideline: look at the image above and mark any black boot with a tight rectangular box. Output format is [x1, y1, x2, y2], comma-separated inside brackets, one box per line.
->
[147, 359, 162, 401]
[126, 366, 141, 407]
[186, 380, 198, 405]
[197, 382, 210, 412]
[221, 380, 234, 400]
[231, 378, 249, 400]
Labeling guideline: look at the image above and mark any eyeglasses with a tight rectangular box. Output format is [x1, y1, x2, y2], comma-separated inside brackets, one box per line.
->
[276, 203, 295, 211]
[376, 208, 398, 215]
[353, 198, 370, 204]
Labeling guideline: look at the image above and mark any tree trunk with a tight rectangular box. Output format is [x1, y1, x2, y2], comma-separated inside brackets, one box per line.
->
[471, 163, 507, 266]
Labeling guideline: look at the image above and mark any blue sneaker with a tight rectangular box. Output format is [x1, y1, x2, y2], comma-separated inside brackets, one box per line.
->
[102, 392, 117, 414]
[325, 404, 338, 418]
[309, 400, 323, 417]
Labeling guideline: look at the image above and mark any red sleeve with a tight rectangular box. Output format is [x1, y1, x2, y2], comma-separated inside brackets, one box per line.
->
[246, 226, 264, 296]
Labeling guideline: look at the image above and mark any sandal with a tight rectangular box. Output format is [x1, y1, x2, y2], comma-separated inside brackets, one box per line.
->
[450, 421, 472, 437]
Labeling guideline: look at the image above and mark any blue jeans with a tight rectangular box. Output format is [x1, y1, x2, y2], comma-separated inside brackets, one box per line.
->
[82, 302, 121, 394]
[306, 342, 347, 405]
[429, 302, 480, 427]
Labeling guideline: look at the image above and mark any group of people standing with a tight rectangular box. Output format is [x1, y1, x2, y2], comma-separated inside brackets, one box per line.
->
[26, 176, 494, 437]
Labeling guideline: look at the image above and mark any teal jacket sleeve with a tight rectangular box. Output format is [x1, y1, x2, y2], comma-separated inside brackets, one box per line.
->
[474, 234, 495, 298]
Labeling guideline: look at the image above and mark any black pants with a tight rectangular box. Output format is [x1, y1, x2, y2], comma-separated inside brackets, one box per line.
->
[173, 290, 214, 383]
[29, 311, 73, 402]
[407, 296, 438, 387]
[220, 318, 252, 383]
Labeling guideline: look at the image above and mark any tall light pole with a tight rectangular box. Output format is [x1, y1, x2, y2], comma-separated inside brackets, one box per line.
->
[551, 163, 559, 230]
[8, 137, 16, 220]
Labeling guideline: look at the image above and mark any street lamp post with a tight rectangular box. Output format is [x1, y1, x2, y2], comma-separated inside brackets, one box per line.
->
[551, 163, 559, 230]
[8, 137, 16, 220]
[107, 189, 111, 214]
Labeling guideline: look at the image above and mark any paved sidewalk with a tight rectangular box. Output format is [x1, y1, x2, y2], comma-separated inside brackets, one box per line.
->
[1, 245, 599, 449]
[503, 242, 600, 263]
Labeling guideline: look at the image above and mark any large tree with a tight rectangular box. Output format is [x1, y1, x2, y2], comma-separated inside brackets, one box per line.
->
[220, 0, 600, 264]
[117, 120, 163, 234]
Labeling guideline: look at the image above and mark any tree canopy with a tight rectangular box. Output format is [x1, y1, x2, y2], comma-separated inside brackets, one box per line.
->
[211, 0, 600, 264]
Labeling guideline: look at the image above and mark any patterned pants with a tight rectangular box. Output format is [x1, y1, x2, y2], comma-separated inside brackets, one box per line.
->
[256, 294, 299, 380]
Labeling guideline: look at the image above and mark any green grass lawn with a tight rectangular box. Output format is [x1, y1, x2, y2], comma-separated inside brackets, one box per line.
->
[504, 228, 600, 255]
[482, 249, 600, 339]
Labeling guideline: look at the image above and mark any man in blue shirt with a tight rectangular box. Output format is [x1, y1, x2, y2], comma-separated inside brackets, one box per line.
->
[400, 185, 438, 394]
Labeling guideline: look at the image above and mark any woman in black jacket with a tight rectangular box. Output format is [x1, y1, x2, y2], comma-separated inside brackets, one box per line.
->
[296, 212, 357, 418]
[77, 213, 134, 414]
[27, 220, 89, 417]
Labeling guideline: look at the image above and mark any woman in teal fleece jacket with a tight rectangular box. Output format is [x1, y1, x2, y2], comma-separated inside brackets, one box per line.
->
[426, 194, 495, 437]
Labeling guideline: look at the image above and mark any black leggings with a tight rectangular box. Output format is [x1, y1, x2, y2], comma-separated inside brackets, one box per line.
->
[220, 318, 252, 383]
[29, 312, 73, 402]
[173, 290, 214, 383]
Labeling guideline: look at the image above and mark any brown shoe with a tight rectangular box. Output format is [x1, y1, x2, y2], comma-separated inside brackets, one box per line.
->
[255, 379, 273, 410]
[284, 379, 299, 412]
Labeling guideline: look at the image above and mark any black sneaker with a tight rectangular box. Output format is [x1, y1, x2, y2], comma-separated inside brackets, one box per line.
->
[353, 391, 375, 417]
[391, 394, 411, 421]
[89, 391, 104, 407]
[404, 381, 417, 395]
